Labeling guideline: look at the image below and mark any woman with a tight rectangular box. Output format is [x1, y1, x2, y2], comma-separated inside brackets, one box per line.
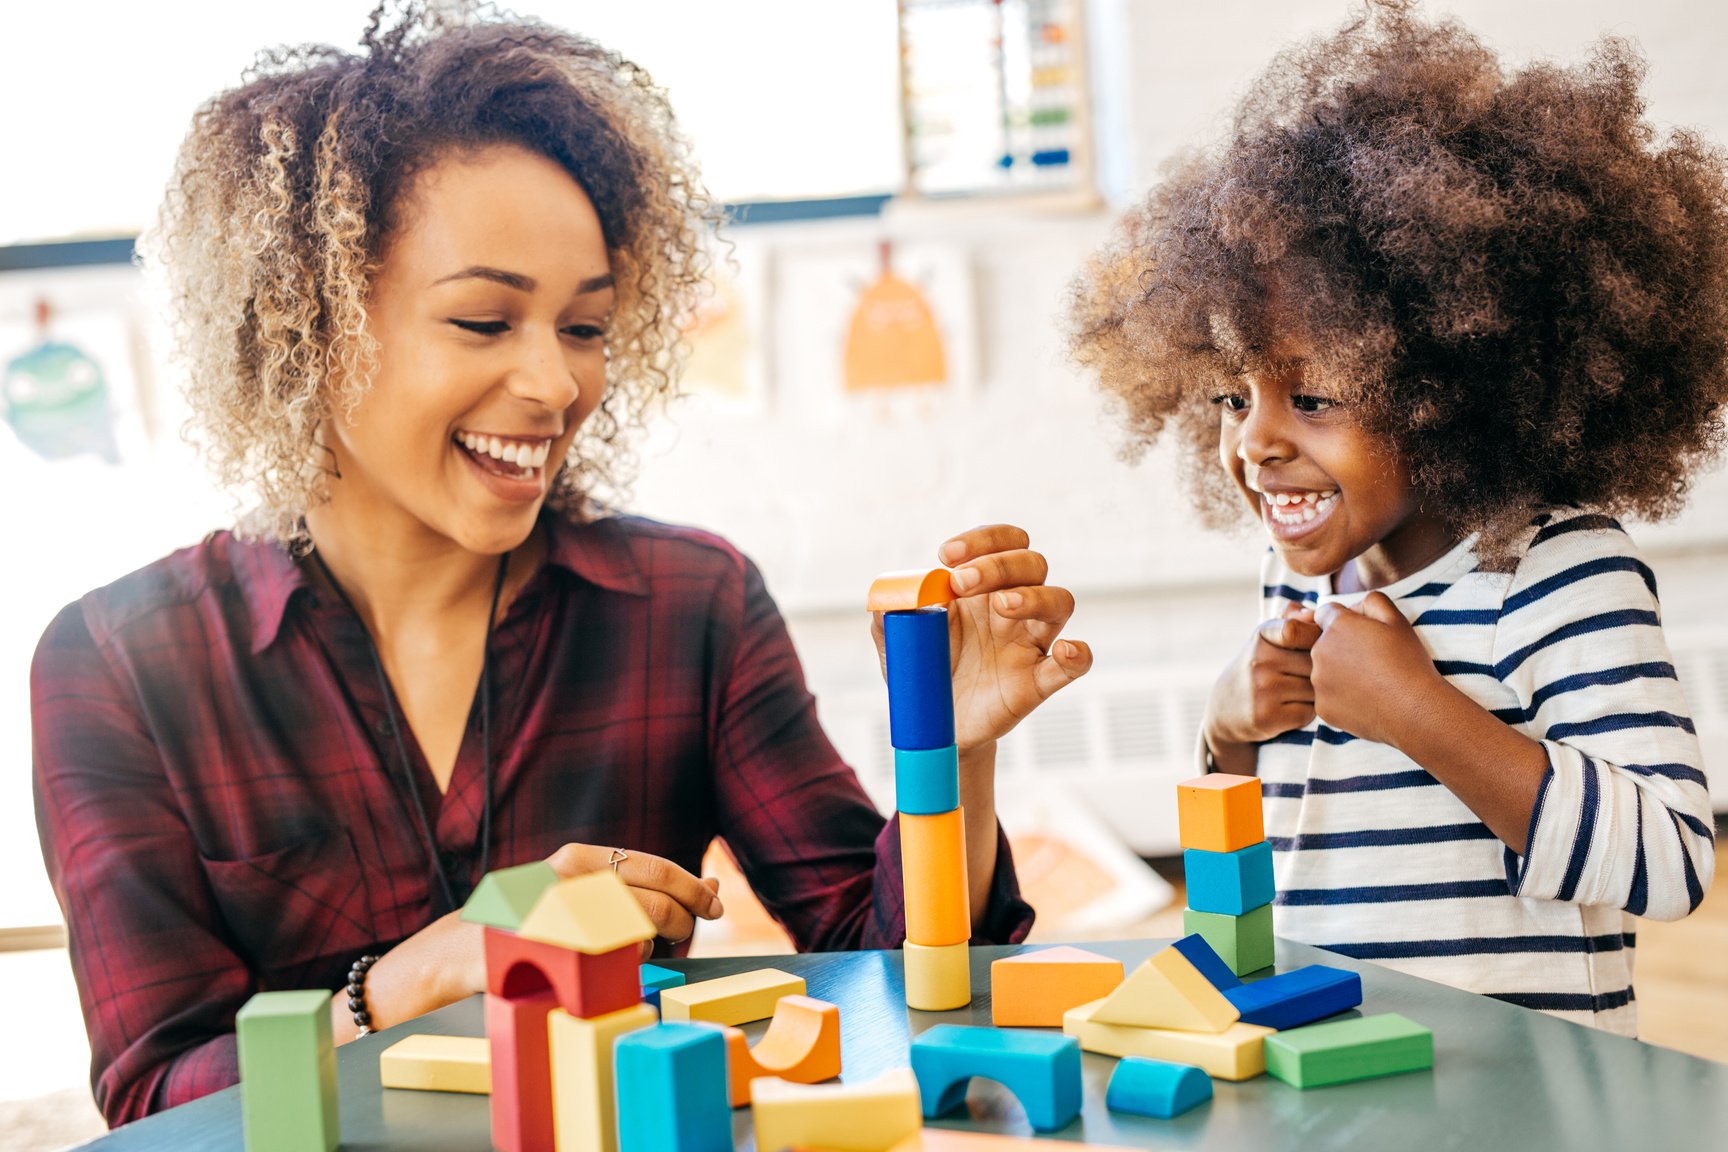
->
[31, 4, 1091, 1126]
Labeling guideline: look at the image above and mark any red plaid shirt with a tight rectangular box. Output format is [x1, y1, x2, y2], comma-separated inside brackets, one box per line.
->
[33, 513, 1032, 1126]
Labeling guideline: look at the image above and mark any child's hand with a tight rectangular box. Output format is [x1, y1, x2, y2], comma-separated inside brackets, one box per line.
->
[1312, 592, 1442, 746]
[1202, 605, 1322, 769]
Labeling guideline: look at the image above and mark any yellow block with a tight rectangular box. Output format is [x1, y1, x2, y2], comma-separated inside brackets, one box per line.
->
[1091, 945, 1239, 1032]
[518, 869, 657, 953]
[990, 946, 1125, 1028]
[904, 939, 971, 1011]
[378, 1034, 491, 1094]
[901, 808, 971, 947]
[548, 1001, 658, 1152]
[1063, 998, 1272, 1081]
[752, 1067, 923, 1152]
[657, 968, 806, 1026]
[892, 1131, 1141, 1151]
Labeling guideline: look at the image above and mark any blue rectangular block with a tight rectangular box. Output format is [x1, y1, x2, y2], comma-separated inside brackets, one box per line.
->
[615, 1023, 731, 1152]
[1184, 841, 1275, 915]
[1170, 933, 1242, 991]
[1225, 964, 1362, 1030]
[884, 609, 955, 751]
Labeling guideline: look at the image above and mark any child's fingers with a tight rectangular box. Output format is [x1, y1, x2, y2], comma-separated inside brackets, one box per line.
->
[1357, 590, 1406, 627]
[938, 524, 1031, 567]
[1259, 615, 1321, 651]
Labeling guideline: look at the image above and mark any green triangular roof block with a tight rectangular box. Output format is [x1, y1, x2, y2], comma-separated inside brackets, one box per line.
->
[460, 860, 560, 930]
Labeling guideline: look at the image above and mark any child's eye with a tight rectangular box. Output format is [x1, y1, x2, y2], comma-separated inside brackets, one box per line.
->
[450, 319, 508, 336]
[1209, 393, 1248, 412]
[1292, 394, 1336, 413]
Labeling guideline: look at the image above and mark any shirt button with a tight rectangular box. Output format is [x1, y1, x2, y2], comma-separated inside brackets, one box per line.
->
[375, 718, 392, 736]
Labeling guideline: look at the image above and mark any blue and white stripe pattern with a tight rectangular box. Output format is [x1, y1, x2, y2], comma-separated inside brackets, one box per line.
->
[1241, 509, 1714, 1034]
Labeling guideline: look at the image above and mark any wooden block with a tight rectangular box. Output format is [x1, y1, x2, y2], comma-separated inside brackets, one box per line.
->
[1176, 774, 1264, 853]
[1090, 942, 1239, 1033]
[722, 995, 843, 1107]
[751, 1067, 923, 1152]
[379, 1034, 491, 1094]
[518, 869, 657, 953]
[641, 962, 687, 1010]
[657, 968, 806, 1026]
[1226, 965, 1362, 1030]
[1183, 904, 1275, 976]
[1104, 1056, 1212, 1119]
[1263, 1013, 1433, 1089]
[236, 989, 338, 1152]
[909, 1024, 1082, 1133]
[904, 939, 971, 1011]
[487, 990, 559, 1152]
[548, 1002, 658, 1152]
[890, 1134, 1142, 1152]
[884, 609, 954, 752]
[1063, 998, 1272, 1081]
[462, 861, 561, 930]
[868, 568, 957, 612]
[485, 927, 642, 1019]
[1169, 934, 1241, 991]
[615, 1023, 733, 1152]
[990, 945, 1125, 1028]
[900, 808, 971, 947]
[894, 745, 960, 816]
[1183, 842, 1275, 915]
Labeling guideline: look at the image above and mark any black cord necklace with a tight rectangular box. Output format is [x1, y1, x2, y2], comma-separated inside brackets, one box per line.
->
[309, 546, 507, 916]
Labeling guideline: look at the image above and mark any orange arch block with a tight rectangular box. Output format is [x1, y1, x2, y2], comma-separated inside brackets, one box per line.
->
[901, 809, 971, 947]
[867, 568, 957, 613]
[1177, 773, 1265, 853]
[722, 995, 843, 1107]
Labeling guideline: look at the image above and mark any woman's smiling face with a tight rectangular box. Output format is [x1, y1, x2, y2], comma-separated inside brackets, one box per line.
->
[321, 143, 615, 557]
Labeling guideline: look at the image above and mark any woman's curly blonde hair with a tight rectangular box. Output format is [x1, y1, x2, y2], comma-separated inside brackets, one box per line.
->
[140, 1, 717, 544]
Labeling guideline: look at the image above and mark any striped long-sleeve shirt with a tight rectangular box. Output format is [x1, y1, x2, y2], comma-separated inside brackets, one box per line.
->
[1246, 508, 1714, 1034]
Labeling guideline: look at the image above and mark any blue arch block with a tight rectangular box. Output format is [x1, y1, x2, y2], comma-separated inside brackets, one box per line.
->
[884, 609, 954, 752]
[1225, 964, 1362, 1030]
[909, 1024, 1082, 1133]
[1105, 1056, 1213, 1119]
[1184, 841, 1275, 915]
[895, 745, 960, 815]
[614, 1023, 731, 1152]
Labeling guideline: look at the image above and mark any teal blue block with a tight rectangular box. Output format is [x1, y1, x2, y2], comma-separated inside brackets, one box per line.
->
[236, 989, 338, 1152]
[1105, 1056, 1213, 1119]
[895, 745, 960, 815]
[1170, 933, 1241, 991]
[1184, 841, 1275, 915]
[615, 1023, 731, 1152]
[909, 1024, 1081, 1132]
[1226, 964, 1361, 1030]
[641, 963, 687, 1009]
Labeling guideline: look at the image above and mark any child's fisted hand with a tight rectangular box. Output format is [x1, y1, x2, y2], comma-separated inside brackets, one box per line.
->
[1202, 610, 1321, 756]
[1310, 591, 1441, 746]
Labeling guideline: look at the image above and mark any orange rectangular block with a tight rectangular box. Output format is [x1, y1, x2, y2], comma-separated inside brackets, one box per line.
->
[990, 946, 1125, 1027]
[1177, 774, 1265, 853]
[900, 809, 971, 947]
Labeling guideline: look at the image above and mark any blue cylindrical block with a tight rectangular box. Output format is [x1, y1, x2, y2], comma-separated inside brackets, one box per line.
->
[1105, 1055, 1213, 1119]
[884, 608, 954, 751]
[895, 745, 961, 815]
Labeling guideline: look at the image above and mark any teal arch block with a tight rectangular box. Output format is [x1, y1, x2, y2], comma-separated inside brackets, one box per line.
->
[1225, 964, 1361, 1030]
[1183, 841, 1275, 915]
[909, 1024, 1082, 1132]
[236, 989, 338, 1152]
[1104, 1056, 1213, 1119]
[614, 1023, 732, 1152]
[641, 963, 687, 1010]
[895, 745, 960, 815]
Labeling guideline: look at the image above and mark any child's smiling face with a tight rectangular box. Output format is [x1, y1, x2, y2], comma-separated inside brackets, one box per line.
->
[1214, 325, 1457, 590]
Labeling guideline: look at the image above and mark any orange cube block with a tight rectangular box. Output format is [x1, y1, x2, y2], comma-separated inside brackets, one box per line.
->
[1177, 774, 1264, 853]
[991, 945, 1125, 1027]
[900, 809, 971, 947]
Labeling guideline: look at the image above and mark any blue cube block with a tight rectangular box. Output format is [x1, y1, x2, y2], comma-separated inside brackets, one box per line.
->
[1105, 1056, 1213, 1119]
[895, 745, 960, 815]
[1184, 841, 1275, 915]
[615, 1023, 731, 1152]
[884, 609, 954, 752]
[1225, 964, 1362, 1030]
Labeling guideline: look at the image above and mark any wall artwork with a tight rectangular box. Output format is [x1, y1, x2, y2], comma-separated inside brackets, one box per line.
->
[676, 234, 773, 417]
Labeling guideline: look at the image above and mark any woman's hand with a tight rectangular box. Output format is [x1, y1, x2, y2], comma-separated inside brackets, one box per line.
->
[1311, 592, 1442, 747]
[1201, 606, 1321, 774]
[872, 524, 1091, 754]
[545, 843, 723, 954]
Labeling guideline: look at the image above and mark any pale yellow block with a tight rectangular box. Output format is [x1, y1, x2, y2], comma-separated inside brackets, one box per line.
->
[548, 1001, 658, 1152]
[378, 1034, 491, 1094]
[1063, 997, 1272, 1081]
[752, 1067, 923, 1152]
[657, 968, 806, 1026]
[891, 1130, 1141, 1151]
[518, 870, 657, 953]
[904, 939, 970, 1011]
[1091, 945, 1239, 1033]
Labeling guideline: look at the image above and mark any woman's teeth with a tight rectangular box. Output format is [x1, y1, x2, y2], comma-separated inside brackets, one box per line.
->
[1266, 490, 1338, 525]
[458, 432, 551, 478]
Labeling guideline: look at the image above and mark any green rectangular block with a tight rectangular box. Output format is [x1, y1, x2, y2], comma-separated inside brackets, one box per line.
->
[1264, 1012, 1434, 1088]
[1184, 903, 1274, 975]
[237, 989, 339, 1152]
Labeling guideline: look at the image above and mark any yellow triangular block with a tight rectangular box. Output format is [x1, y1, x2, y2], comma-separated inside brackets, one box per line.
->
[1090, 943, 1240, 1032]
[517, 870, 656, 954]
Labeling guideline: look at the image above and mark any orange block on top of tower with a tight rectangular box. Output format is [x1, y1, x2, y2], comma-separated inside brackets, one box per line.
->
[1176, 773, 1265, 853]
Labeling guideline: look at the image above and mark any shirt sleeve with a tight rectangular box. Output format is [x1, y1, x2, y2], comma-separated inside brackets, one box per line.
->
[706, 555, 1033, 951]
[1492, 517, 1715, 920]
[32, 602, 252, 1126]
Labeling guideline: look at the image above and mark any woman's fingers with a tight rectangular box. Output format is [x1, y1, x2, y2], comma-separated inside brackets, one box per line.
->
[948, 547, 1049, 598]
[543, 843, 724, 933]
[939, 524, 1031, 567]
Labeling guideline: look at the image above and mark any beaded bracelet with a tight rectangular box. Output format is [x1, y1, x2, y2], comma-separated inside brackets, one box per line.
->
[347, 954, 381, 1038]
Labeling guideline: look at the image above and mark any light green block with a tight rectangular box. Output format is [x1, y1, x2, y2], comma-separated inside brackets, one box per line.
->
[1264, 1012, 1434, 1088]
[237, 989, 338, 1152]
[461, 860, 560, 929]
[1184, 903, 1274, 975]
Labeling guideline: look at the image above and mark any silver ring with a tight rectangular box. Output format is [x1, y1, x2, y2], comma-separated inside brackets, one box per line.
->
[607, 847, 629, 874]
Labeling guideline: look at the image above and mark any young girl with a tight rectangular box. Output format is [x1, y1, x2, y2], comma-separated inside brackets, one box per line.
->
[1069, 1, 1723, 1033]
[31, 3, 1091, 1126]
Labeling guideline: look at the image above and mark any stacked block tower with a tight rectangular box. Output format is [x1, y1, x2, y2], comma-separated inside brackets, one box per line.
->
[1177, 773, 1276, 976]
[869, 568, 971, 1011]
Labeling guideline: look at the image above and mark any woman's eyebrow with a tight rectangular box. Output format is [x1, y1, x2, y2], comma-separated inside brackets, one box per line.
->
[432, 267, 615, 295]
